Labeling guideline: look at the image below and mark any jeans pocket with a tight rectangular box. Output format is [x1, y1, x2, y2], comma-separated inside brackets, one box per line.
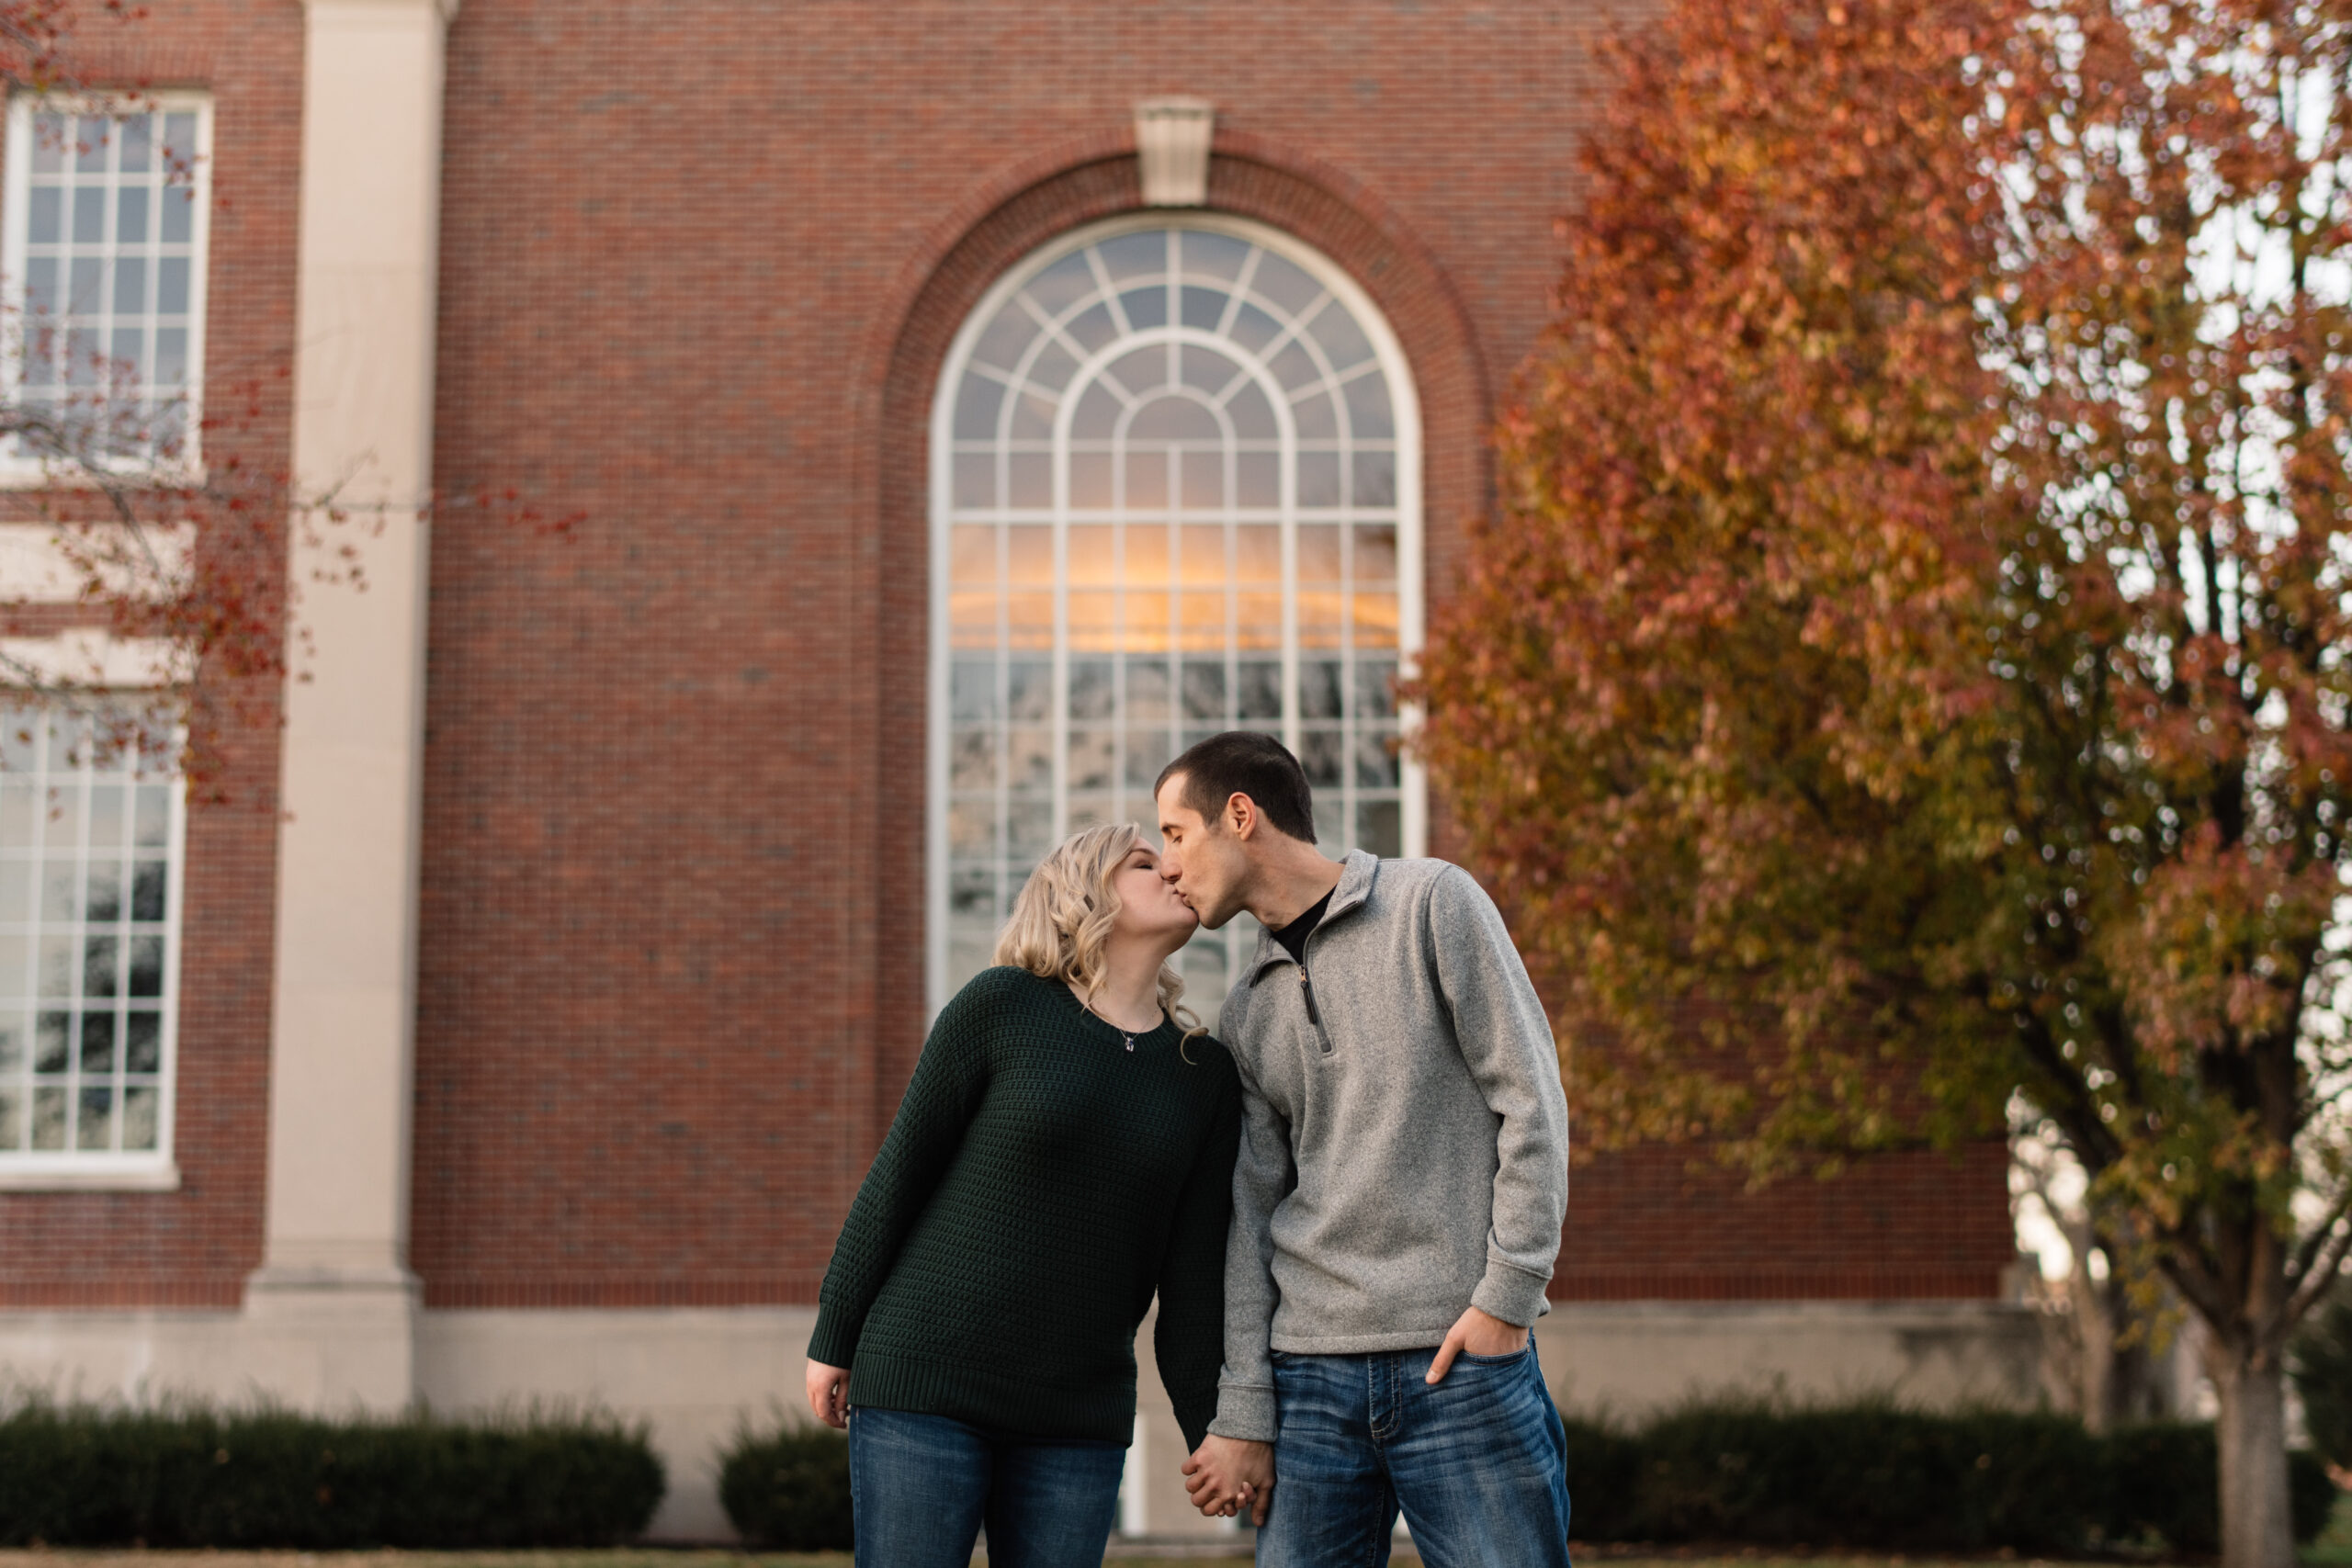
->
[1456, 1345, 1534, 1367]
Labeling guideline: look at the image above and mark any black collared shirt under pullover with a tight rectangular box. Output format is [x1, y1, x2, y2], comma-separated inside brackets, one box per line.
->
[808, 964, 1242, 1452]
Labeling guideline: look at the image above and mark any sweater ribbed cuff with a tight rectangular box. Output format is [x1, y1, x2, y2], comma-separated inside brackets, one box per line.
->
[1207, 1379, 1277, 1443]
[1470, 1257, 1553, 1329]
[806, 1306, 859, 1369]
[1169, 1384, 1221, 1456]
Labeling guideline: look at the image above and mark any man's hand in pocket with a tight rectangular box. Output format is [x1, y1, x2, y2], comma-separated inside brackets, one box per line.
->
[1425, 1305, 1529, 1383]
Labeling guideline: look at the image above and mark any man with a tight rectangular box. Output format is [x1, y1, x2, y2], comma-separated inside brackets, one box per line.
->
[1157, 731, 1572, 1564]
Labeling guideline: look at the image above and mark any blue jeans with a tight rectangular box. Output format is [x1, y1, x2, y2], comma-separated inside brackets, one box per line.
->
[1261, 1343, 1573, 1568]
[846, 1407, 1125, 1568]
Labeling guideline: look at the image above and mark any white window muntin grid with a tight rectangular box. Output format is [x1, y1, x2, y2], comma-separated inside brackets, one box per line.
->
[0, 93, 214, 481]
[927, 214, 1426, 1019]
[941, 227, 1420, 1004]
[964, 288, 1379, 929]
[1036, 323, 1381, 844]
[0, 706, 185, 1179]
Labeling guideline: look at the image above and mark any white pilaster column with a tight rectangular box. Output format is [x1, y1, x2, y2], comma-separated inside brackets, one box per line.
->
[244, 0, 455, 1413]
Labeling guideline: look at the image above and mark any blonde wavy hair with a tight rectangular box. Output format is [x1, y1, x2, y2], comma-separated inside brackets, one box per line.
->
[995, 821, 1207, 1043]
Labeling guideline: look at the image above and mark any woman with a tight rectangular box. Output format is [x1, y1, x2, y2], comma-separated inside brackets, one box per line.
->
[804, 822, 1243, 1566]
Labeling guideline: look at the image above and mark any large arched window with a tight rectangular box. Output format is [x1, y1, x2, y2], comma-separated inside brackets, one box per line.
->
[928, 216, 1424, 1017]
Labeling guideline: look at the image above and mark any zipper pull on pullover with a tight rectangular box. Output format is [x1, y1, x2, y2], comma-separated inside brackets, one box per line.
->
[1297, 964, 1334, 1055]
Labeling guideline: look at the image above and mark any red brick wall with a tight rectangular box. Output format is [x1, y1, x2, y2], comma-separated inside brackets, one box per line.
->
[0, 1, 2018, 1314]
[0, 0, 299, 1307]
[1557, 1141, 2017, 1302]
[411, 0, 2017, 1306]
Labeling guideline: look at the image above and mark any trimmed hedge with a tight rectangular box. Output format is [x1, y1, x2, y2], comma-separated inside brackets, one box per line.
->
[718, 1420, 854, 1549]
[1562, 1402, 2335, 1551]
[2293, 1292, 2352, 1471]
[716, 1400, 2333, 1551]
[0, 1401, 664, 1548]
[2099, 1421, 2335, 1554]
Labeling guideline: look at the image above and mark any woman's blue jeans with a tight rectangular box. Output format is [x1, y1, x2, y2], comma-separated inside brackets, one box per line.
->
[847, 1406, 1125, 1568]
[1260, 1342, 1573, 1568]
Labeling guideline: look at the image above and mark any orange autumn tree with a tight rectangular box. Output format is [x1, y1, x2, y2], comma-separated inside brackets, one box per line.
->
[1416, 0, 2352, 1563]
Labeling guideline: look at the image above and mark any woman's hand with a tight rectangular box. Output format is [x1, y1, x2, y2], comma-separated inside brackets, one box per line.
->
[1182, 1435, 1274, 1524]
[806, 1359, 851, 1429]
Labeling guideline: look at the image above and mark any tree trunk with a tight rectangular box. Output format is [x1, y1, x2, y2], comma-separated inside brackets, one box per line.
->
[2108, 1331, 2169, 1424]
[2073, 1260, 2117, 1431]
[2210, 1341, 2296, 1568]
[2064, 1232, 2180, 1430]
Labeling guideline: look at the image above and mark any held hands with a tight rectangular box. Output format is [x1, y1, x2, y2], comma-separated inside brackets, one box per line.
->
[805, 1358, 851, 1429]
[1424, 1304, 1529, 1384]
[1182, 1434, 1274, 1525]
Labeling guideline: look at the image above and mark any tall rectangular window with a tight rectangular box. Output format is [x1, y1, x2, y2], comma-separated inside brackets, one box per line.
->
[0, 706, 183, 1179]
[0, 95, 212, 473]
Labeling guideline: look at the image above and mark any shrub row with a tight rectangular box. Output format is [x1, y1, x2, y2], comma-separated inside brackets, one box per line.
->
[0, 1401, 664, 1548]
[1561, 1403, 2335, 1551]
[717, 1404, 2333, 1552]
[718, 1421, 854, 1550]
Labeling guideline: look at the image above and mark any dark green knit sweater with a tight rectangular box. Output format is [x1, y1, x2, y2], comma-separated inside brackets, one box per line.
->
[808, 965, 1241, 1451]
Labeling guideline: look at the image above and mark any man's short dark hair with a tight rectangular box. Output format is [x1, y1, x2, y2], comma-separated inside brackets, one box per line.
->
[1156, 730, 1317, 842]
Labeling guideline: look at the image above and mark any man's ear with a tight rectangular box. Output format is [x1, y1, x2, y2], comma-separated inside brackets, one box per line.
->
[1225, 792, 1258, 841]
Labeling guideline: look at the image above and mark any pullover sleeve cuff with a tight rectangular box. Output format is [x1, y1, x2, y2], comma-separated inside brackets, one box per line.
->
[1207, 1381, 1277, 1444]
[1471, 1258, 1554, 1330]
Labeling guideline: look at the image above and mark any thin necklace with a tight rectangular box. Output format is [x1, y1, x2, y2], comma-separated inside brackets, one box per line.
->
[1084, 998, 1154, 1053]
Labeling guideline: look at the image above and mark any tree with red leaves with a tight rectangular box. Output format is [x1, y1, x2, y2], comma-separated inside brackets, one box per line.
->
[0, 4, 567, 788]
[1416, 1, 2352, 1562]
[0, 5, 248, 776]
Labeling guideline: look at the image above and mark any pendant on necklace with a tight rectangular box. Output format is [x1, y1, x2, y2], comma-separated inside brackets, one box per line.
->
[1086, 998, 1140, 1055]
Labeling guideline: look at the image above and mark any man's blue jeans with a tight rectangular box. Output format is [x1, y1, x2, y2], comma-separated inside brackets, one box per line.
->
[1261, 1342, 1573, 1568]
[846, 1407, 1125, 1568]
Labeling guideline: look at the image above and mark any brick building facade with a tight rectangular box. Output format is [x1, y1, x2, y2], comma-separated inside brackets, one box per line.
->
[0, 0, 2029, 1540]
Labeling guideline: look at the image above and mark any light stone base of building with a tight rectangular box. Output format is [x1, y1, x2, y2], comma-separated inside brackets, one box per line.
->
[1535, 1300, 2045, 1419]
[0, 1298, 2042, 1542]
[0, 1304, 812, 1541]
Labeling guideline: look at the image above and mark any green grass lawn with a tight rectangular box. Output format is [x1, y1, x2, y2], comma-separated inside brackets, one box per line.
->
[0, 1552, 2160, 1567]
[0, 1544, 2332, 1567]
[0, 1550, 2205, 1566]
[8, 1485, 2352, 1568]
[0, 1559, 868, 1568]
[0, 1553, 1856, 1567]
[0, 1559, 2150, 1568]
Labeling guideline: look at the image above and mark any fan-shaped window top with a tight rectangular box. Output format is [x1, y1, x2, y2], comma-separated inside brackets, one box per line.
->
[929, 218, 1424, 1014]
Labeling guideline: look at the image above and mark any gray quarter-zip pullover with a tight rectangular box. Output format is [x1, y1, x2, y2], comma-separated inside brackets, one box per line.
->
[1206, 851, 1569, 1443]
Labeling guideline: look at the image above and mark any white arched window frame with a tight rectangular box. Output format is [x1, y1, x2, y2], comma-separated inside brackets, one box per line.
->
[927, 214, 1426, 1019]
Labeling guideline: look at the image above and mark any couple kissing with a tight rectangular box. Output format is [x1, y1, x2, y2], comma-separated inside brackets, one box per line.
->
[805, 729, 1572, 1566]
